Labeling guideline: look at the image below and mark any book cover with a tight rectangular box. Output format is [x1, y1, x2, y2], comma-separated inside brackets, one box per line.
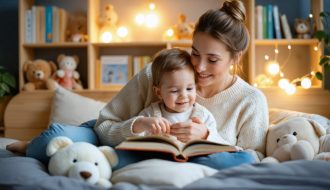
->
[272, 5, 282, 39]
[100, 55, 131, 86]
[116, 135, 240, 162]
[280, 14, 292, 39]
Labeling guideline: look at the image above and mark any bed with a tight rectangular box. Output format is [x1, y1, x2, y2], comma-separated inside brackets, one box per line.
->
[1, 86, 330, 189]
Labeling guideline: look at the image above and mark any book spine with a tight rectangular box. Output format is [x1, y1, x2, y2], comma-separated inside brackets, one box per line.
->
[31, 6, 37, 43]
[262, 6, 267, 39]
[255, 5, 263, 39]
[272, 5, 282, 39]
[280, 14, 292, 39]
[25, 9, 33, 43]
[267, 4, 274, 39]
[45, 6, 53, 43]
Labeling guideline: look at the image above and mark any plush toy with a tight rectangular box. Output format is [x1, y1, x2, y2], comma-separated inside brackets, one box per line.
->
[66, 14, 88, 42]
[172, 14, 195, 40]
[23, 59, 57, 91]
[54, 54, 83, 90]
[262, 117, 328, 163]
[46, 136, 118, 188]
[98, 4, 119, 42]
[294, 18, 311, 39]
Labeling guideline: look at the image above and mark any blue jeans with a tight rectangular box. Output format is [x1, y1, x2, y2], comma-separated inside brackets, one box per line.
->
[27, 120, 256, 170]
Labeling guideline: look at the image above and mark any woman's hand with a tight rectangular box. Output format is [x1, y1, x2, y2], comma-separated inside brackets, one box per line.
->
[132, 117, 171, 135]
[170, 117, 208, 143]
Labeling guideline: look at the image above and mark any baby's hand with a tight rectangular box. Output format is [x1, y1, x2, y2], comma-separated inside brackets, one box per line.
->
[133, 117, 171, 135]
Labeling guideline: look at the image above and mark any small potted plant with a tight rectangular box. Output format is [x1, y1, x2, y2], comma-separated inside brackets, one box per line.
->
[0, 66, 16, 132]
[314, 11, 330, 90]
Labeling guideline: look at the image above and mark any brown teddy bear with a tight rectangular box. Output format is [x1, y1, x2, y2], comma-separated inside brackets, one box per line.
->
[173, 14, 195, 40]
[66, 14, 88, 42]
[294, 18, 311, 39]
[23, 59, 57, 91]
[98, 4, 119, 42]
[53, 54, 83, 90]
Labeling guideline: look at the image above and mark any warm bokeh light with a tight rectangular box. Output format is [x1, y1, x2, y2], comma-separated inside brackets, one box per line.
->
[285, 83, 296, 95]
[135, 14, 145, 25]
[149, 3, 155, 10]
[264, 55, 269, 60]
[301, 77, 312, 89]
[117, 26, 128, 38]
[166, 28, 174, 37]
[287, 45, 292, 50]
[278, 78, 290, 89]
[145, 13, 159, 28]
[101, 32, 112, 43]
[267, 61, 280, 75]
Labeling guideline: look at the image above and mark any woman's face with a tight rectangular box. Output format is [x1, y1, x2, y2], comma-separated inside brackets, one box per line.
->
[191, 32, 234, 88]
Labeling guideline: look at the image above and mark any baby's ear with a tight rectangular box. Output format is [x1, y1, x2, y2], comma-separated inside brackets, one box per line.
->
[152, 85, 162, 100]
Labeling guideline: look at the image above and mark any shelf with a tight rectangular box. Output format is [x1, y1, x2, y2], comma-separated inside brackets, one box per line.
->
[92, 41, 167, 47]
[255, 39, 319, 46]
[23, 42, 88, 48]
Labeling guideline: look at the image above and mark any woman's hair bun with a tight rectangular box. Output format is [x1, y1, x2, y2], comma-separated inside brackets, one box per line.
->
[221, 0, 246, 22]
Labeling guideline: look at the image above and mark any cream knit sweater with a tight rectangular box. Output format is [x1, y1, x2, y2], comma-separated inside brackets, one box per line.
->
[94, 64, 269, 160]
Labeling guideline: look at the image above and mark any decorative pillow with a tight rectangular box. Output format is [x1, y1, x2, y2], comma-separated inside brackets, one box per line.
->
[111, 159, 217, 188]
[269, 108, 330, 132]
[49, 85, 106, 126]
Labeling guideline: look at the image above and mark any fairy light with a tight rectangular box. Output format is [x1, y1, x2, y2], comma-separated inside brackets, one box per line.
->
[135, 2, 159, 28]
[267, 61, 280, 75]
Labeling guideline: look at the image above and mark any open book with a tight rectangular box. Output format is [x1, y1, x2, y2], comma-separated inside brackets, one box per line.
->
[116, 135, 240, 162]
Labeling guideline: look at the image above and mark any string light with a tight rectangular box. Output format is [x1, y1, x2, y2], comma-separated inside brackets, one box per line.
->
[135, 2, 159, 28]
[255, 44, 317, 95]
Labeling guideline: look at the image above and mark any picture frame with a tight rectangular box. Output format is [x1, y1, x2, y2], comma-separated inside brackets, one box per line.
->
[96, 55, 132, 90]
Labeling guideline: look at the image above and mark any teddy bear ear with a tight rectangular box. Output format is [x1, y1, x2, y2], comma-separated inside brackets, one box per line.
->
[98, 146, 118, 168]
[49, 61, 57, 73]
[73, 55, 79, 64]
[46, 136, 73, 157]
[57, 54, 65, 63]
[23, 61, 32, 72]
[308, 119, 326, 137]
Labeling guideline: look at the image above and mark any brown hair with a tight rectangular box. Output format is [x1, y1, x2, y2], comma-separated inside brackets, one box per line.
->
[193, 0, 249, 73]
[152, 48, 193, 86]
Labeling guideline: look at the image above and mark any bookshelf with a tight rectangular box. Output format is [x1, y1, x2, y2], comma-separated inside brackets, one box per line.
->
[18, 0, 325, 91]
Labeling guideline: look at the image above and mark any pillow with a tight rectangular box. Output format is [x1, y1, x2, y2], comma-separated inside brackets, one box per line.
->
[111, 159, 217, 188]
[50, 85, 106, 126]
[269, 108, 330, 132]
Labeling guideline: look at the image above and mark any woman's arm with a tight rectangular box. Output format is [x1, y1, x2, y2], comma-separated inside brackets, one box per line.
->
[236, 90, 269, 161]
[94, 65, 157, 146]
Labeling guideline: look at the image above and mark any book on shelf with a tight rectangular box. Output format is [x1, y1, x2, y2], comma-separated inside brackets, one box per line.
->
[116, 135, 240, 162]
[280, 14, 292, 39]
[255, 5, 263, 39]
[266, 4, 274, 39]
[272, 5, 282, 39]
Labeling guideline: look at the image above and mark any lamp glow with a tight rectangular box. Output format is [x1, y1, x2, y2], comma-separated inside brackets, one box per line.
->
[166, 28, 174, 37]
[267, 61, 280, 75]
[301, 77, 312, 89]
[149, 3, 155, 10]
[101, 32, 112, 43]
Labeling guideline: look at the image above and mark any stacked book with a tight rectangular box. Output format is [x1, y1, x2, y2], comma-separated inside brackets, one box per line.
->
[25, 5, 69, 43]
[255, 4, 292, 39]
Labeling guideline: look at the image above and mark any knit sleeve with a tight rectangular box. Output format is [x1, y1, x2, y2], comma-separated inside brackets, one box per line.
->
[236, 90, 269, 161]
[94, 65, 155, 146]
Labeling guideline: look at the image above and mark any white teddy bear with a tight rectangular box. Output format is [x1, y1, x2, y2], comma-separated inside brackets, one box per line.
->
[46, 136, 118, 188]
[262, 117, 330, 163]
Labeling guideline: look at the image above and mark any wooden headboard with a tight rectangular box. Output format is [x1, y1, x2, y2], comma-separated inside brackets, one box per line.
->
[4, 88, 330, 141]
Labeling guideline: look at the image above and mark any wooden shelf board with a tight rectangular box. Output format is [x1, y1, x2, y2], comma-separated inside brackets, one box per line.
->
[23, 42, 88, 48]
[255, 39, 319, 46]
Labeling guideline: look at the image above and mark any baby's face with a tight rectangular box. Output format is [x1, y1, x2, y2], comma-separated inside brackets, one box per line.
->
[156, 68, 196, 113]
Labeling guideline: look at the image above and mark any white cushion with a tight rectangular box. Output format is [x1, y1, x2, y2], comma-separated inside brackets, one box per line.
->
[49, 85, 106, 126]
[111, 159, 217, 188]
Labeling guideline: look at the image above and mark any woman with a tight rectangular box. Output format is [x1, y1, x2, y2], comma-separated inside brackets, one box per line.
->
[94, 0, 268, 169]
[7, 0, 268, 170]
